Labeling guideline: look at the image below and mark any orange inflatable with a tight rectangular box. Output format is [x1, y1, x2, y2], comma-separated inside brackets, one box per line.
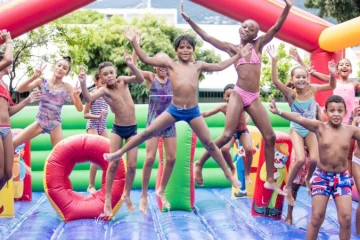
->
[44, 134, 125, 222]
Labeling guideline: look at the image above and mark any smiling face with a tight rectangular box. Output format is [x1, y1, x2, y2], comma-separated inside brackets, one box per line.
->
[337, 58, 352, 79]
[176, 40, 194, 62]
[239, 20, 259, 42]
[53, 60, 71, 78]
[291, 67, 308, 90]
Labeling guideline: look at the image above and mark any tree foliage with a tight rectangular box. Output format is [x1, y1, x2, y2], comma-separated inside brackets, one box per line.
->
[304, 0, 360, 23]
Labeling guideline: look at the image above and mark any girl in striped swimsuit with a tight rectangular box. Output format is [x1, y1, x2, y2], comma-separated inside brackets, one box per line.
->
[14, 57, 83, 149]
[267, 45, 336, 206]
[85, 72, 109, 194]
[131, 32, 176, 214]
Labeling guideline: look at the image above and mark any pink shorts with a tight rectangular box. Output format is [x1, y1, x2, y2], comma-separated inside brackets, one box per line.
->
[233, 86, 259, 107]
[291, 147, 311, 185]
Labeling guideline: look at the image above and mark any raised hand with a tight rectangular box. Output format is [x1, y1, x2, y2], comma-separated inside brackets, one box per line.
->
[123, 26, 136, 42]
[284, 0, 294, 7]
[72, 89, 81, 98]
[352, 106, 360, 118]
[269, 99, 280, 114]
[180, 0, 190, 21]
[289, 47, 300, 62]
[124, 51, 133, 66]
[33, 62, 47, 79]
[307, 66, 315, 75]
[328, 60, 336, 75]
[135, 31, 142, 45]
[239, 43, 252, 58]
[0, 29, 11, 42]
[266, 44, 278, 60]
[78, 66, 87, 83]
[28, 91, 41, 103]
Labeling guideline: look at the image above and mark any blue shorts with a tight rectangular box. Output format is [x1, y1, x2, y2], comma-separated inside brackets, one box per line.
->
[310, 167, 354, 198]
[166, 103, 201, 123]
[112, 124, 137, 140]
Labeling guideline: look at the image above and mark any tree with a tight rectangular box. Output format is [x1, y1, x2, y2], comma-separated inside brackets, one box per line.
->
[259, 43, 309, 102]
[56, 11, 221, 103]
[304, 0, 360, 23]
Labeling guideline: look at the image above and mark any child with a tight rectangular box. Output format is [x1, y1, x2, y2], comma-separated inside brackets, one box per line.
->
[351, 108, 360, 234]
[78, 53, 145, 215]
[285, 102, 323, 225]
[131, 32, 177, 214]
[84, 71, 109, 194]
[266, 44, 336, 206]
[269, 95, 356, 240]
[0, 30, 41, 190]
[14, 57, 83, 148]
[180, 0, 294, 194]
[103, 28, 252, 215]
[198, 83, 253, 186]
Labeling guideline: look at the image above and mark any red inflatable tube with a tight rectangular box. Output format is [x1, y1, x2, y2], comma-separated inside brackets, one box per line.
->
[44, 134, 125, 222]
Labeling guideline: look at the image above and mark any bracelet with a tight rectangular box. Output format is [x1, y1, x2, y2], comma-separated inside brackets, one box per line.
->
[278, 110, 282, 115]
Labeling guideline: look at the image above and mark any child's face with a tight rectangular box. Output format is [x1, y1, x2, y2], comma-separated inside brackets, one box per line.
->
[325, 102, 346, 126]
[239, 20, 259, 41]
[223, 88, 232, 103]
[337, 59, 352, 78]
[95, 78, 105, 88]
[176, 40, 194, 62]
[291, 68, 308, 89]
[54, 60, 70, 78]
[154, 67, 167, 78]
[101, 66, 117, 86]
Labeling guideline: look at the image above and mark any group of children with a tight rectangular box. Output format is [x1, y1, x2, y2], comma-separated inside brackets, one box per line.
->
[1, 0, 359, 238]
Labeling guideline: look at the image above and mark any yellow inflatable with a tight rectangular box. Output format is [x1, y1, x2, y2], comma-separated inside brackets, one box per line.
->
[0, 180, 14, 218]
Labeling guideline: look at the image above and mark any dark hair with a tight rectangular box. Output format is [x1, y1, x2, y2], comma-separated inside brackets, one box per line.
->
[98, 62, 114, 72]
[290, 66, 308, 77]
[0, 51, 3, 61]
[94, 71, 100, 81]
[224, 83, 235, 93]
[174, 34, 196, 51]
[56, 56, 72, 73]
[325, 95, 346, 110]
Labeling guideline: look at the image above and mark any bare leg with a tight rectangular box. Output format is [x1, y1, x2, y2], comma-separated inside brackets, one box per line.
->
[121, 137, 138, 213]
[306, 195, 329, 240]
[285, 183, 301, 225]
[195, 92, 243, 186]
[13, 121, 43, 149]
[245, 99, 285, 195]
[239, 132, 253, 184]
[283, 130, 306, 205]
[304, 133, 319, 196]
[139, 137, 158, 214]
[104, 112, 176, 161]
[156, 136, 177, 210]
[221, 136, 236, 175]
[334, 195, 352, 240]
[49, 125, 63, 147]
[103, 133, 122, 216]
[0, 133, 14, 190]
[352, 161, 360, 234]
[189, 116, 240, 188]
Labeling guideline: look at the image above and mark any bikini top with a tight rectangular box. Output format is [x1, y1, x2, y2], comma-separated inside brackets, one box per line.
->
[235, 43, 261, 68]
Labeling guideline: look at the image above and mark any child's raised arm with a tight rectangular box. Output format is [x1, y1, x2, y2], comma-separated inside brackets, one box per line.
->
[65, 82, 83, 112]
[202, 104, 226, 118]
[78, 66, 105, 102]
[180, 0, 238, 56]
[259, 0, 294, 48]
[124, 27, 171, 68]
[9, 91, 41, 116]
[122, 51, 145, 84]
[16, 62, 46, 93]
[310, 60, 336, 92]
[269, 99, 321, 133]
[0, 30, 13, 71]
[266, 45, 293, 100]
[200, 44, 251, 72]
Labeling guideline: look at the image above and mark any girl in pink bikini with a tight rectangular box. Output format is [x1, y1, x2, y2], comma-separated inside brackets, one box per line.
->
[14, 57, 83, 149]
[181, 0, 294, 193]
[0, 30, 41, 191]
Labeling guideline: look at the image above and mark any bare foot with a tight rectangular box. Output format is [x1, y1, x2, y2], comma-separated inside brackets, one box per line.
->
[87, 186, 96, 194]
[103, 198, 113, 217]
[305, 178, 311, 196]
[103, 152, 121, 161]
[156, 189, 170, 209]
[285, 216, 293, 225]
[139, 196, 148, 214]
[194, 162, 204, 186]
[227, 175, 241, 189]
[245, 174, 252, 184]
[121, 195, 136, 213]
[264, 180, 287, 196]
[283, 186, 296, 206]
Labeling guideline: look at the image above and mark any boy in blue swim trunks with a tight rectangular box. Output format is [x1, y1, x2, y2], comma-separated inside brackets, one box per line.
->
[104, 27, 252, 214]
[270, 95, 358, 240]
